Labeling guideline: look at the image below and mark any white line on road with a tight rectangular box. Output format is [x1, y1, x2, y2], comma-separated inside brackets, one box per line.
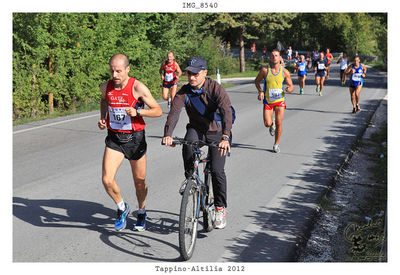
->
[13, 113, 100, 134]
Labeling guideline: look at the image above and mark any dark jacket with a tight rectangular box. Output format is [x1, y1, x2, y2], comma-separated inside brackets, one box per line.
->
[164, 77, 232, 137]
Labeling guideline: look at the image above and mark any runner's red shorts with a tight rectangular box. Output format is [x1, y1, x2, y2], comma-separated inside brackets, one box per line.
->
[264, 101, 286, 110]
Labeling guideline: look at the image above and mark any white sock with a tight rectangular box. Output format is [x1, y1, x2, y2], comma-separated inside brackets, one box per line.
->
[117, 200, 126, 211]
[138, 208, 146, 214]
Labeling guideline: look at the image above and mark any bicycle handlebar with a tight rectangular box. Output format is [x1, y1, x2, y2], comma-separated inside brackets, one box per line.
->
[170, 137, 220, 148]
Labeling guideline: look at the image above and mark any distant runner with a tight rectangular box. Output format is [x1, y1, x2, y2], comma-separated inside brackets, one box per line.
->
[337, 52, 349, 86]
[159, 52, 182, 109]
[255, 49, 294, 153]
[345, 56, 367, 113]
[314, 52, 328, 96]
[296, 55, 307, 95]
[325, 48, 333, 79]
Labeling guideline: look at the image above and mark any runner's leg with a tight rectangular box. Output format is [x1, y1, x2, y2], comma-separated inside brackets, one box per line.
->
[129, 155, 148, 209]
[274, 106, 285, 145]
[102, 147, 125, 204]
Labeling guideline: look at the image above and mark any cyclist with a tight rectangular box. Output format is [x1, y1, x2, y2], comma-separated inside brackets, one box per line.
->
[98, 53, 162, 232]
[254, 49, 294, 153]
[314, 52, 328, 96]
[162, 57, 233, 229]
[345, 56, 367, 113]
[159, 52, 182, 109]
[296, 55, 307, 95]
[337, 52, 349, 86]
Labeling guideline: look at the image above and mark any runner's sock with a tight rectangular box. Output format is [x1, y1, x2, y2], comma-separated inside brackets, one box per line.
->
[138, 208, 146, 214]
[117, 200, 126, 211]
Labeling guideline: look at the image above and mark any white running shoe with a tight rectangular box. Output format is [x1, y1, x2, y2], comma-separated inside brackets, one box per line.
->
[273, 144, 280, 153]
[214, 207, 226, 229]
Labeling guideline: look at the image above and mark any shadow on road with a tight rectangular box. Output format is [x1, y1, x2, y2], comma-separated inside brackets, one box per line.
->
[13, 197, 182, 261]
[220, 97, 386, 262]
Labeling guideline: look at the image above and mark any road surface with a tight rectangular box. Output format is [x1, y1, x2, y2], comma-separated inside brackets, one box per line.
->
[13, 64, 387, 264]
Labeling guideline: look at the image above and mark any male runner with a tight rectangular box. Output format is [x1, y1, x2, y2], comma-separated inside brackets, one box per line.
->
[314, 52, 328, 96]
[287, 46, 293, 60]
[325, 48, 333, 79]
[296, 55, 307, 95]
[337, 52, 349, 86]
[162, 57, 233, 229]
[159, 52, 182, 109]
[255, 49, 294, 153]
[98, 53, 162, 231]
[345, 56, 367, 113]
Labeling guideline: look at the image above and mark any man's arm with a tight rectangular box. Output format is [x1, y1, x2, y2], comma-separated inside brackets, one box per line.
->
[159, 62, 165, 81]
[283, 68, 294, 93]
[162, 90, 186, 146]
[126, 80, 162, 118]
[255, 67, 267, 101]
[98, 82, 108, 130]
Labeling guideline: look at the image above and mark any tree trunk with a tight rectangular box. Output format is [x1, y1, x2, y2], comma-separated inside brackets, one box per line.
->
[239, 26, 245, 73]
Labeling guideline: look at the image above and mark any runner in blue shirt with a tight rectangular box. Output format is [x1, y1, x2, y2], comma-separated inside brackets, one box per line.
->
[296, 55, 307, 95]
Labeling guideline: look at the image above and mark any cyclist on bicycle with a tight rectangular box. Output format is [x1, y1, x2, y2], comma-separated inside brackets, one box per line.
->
[162, 56, 233, 229]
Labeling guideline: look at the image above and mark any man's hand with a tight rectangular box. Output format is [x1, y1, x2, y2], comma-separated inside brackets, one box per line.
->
[257, 91, 264, 101]
[125, 107, 137, 117]
[98, 119, 106, 130]
[218, 138, 230, 157]
[162, 136, 175, 147]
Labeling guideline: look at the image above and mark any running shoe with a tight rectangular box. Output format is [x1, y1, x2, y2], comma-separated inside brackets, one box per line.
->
[134, 211, 147, 231]
[352, 107, 357, 114]
[214, 207, 226, 229]
[115, 203, 130, 231]
[273, 144, 280, 153]
[300, 89, 304, 95]
[319, 90, 322, 96]
[356, 104, 361, 112]
[315, 85, 320, 94]
[269, 118, 275, 136]
[167, 98, 171, 109]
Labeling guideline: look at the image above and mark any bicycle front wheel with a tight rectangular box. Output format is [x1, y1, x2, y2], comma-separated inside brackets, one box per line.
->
[179, 180, 199, 260]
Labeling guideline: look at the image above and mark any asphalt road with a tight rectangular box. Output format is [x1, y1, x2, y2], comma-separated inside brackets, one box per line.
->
[13, 64, 387, 263]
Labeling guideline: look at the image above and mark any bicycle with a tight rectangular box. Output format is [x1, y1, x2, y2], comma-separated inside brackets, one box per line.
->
[170, 138, 218, 261]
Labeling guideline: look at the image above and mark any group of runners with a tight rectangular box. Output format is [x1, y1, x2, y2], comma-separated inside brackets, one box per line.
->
[97, 47, 367, 234]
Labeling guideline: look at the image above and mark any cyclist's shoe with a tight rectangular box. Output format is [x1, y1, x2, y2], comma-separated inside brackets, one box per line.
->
[115, 203, 130, 231]
[179, 179, 188, 195]
[134, 211, 147, 231]
[273, 144, 280, 153]
[269, 119, 275, 136]
[214, 207, 226, 229]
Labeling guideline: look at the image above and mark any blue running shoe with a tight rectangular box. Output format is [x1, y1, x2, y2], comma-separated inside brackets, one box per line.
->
[115, 203, 130, 231]
[134, 212, 147, 231]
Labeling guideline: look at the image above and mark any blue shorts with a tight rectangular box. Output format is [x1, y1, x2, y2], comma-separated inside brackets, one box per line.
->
[163, 82, 178, 88]
[350, 79, 363, 87]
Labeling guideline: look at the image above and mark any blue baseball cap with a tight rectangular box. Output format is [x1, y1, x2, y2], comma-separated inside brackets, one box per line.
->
[185, 57, 207, 73]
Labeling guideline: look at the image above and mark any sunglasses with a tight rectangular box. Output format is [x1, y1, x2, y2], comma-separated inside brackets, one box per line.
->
[186, 71, 201, 77]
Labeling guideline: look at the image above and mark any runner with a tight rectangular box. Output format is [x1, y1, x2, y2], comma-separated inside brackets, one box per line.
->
[337, 52, 349, 86]
[162, 56, 233, 229]
[314, 52, 328, 96]
[325, 48, 333, 79]
[312, 48, 319, 69]
[159, 52, 182, 109]
[287, 46, 293, 60]
[254, 49, 294, 153]
[98, 53, 162, 232]
[296, 55, 307, 95]
[251, 41, 256, 57]
[306, 52, 312, 70]
[345, 56, 367, 113]
[262, 45, 267, 57]
[293, 51, 299, 73]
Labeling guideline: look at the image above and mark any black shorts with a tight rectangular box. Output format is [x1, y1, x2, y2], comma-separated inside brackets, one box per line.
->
[105, 130, 147, 160]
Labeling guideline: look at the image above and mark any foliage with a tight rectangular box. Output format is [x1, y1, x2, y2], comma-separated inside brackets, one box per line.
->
[13, 12, 387, 121]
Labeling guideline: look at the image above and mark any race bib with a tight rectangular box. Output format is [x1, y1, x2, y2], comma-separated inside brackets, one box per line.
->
[318, 63, 325, 70]
[269, 89, 283, 101]
[299, 64, 306, 71]
[108, 107, 132, 131]
[165, 72, 174, 82]
[352, 73, 362, 82]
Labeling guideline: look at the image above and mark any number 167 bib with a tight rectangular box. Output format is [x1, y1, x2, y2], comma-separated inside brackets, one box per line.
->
[108, 107, 132, 131]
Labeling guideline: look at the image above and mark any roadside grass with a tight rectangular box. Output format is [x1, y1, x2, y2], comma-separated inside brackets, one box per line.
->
[365, 60, 387, 72]
[347, 123, 387, 262]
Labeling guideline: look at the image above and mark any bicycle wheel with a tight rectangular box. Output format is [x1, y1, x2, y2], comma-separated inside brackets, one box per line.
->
[203, 171, 215, 232]
[179, 180, 199, 260]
